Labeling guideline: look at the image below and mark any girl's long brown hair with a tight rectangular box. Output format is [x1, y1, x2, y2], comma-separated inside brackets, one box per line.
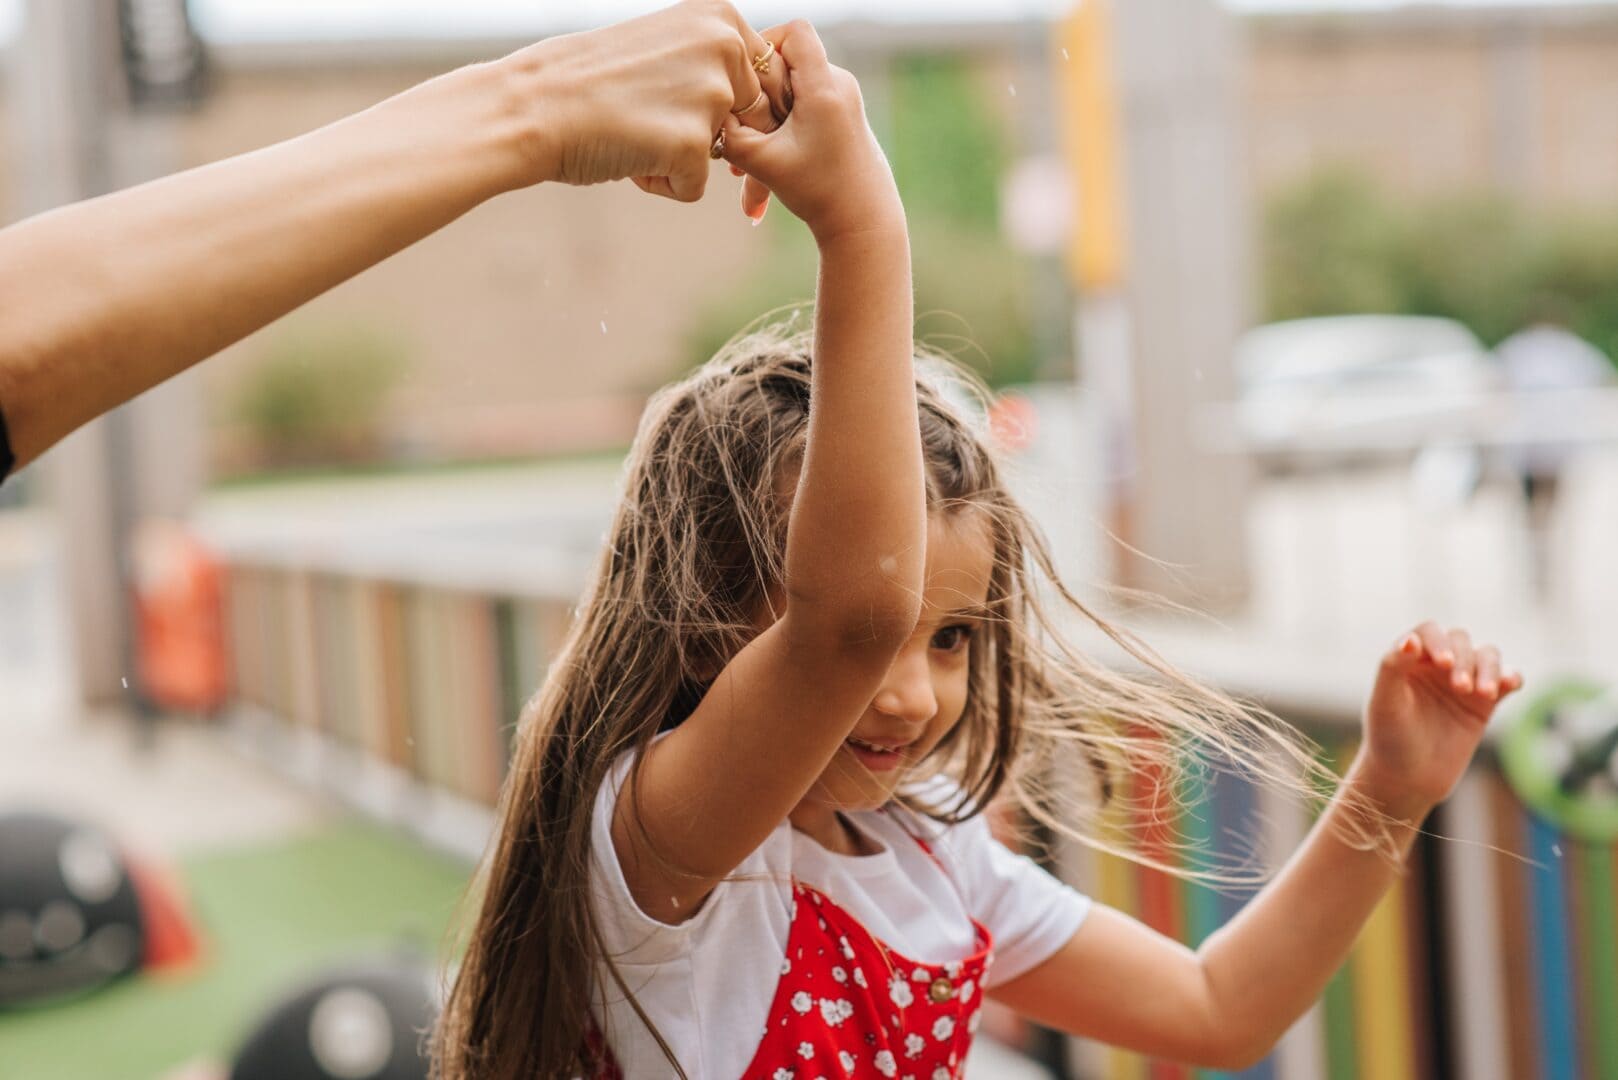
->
[431, 313, 1369, 1079]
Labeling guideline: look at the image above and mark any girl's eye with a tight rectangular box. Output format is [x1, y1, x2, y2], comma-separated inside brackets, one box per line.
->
[931, 625, 973, 653]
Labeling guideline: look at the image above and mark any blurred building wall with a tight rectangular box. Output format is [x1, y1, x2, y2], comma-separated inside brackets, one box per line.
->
[7, 6, 1618, 472]
[1247, 4, 1618, 204]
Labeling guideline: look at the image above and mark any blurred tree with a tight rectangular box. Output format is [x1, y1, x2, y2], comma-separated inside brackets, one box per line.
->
[1262, 167, 1407, 321]
[1262, 166, 1618, 368]
[1392, 192, 1539, 346]
[1529, 214, 1618, 364]
[889, 53, 1005, 229]
[231, 324, 410, 470]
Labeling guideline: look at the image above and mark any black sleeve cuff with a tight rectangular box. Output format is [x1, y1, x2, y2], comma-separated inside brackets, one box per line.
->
[0, 399, 14, 485]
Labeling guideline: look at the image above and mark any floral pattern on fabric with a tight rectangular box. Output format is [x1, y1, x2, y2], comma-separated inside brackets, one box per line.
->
[738, 871, 993, 1079]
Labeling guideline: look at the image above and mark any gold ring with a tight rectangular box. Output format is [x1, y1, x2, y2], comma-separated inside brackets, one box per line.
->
[709, 127, 726, 159]
[752, 40, 775, 74]
[732, 89, 769, 117]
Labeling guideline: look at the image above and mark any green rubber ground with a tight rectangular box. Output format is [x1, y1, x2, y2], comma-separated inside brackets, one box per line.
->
[0, 820, 471, 1080]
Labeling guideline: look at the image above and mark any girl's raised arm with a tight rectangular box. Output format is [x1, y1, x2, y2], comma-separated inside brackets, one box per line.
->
[610, 21, 927, 925]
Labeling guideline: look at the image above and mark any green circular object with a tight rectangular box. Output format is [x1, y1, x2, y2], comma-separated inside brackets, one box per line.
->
[1498, 678, 1618, 841]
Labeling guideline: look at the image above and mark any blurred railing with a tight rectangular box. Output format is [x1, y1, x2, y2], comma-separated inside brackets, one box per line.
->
[220, 559, 573, 858]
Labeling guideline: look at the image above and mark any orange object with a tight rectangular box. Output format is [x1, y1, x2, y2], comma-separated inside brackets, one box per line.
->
[987, 393, 1039, 454]
[125, 852, 206, 974]
[132, 521, 230, 712]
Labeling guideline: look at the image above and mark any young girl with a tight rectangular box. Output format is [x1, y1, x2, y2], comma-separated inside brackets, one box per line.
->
[434, 22, 1522, 1080]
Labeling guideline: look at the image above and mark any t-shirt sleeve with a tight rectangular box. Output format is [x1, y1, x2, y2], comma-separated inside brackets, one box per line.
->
[924, 782, 1093, 990]
[588, 736, 704, 964]
[587, 730, 790, 966]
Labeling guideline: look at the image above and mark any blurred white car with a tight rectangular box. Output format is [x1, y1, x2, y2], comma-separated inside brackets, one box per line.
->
[1233, 315, 1502, 471]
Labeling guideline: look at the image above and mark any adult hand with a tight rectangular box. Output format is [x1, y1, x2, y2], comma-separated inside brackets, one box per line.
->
[510, 0, 792, 203]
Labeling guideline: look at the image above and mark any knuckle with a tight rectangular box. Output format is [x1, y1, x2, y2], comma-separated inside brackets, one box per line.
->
[708, 72, 735, 109]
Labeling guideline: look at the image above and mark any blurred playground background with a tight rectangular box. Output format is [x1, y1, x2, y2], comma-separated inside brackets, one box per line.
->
[4, 1, 1618, 1078]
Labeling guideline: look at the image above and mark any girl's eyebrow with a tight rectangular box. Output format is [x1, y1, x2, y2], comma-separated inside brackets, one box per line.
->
[931, 600, 992, 622]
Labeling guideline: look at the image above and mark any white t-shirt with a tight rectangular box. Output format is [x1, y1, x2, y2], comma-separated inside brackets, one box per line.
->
[587, 729, 1093, 1077]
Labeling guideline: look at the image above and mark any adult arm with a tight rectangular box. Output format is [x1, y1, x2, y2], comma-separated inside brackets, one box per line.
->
[0, 0, 786, 473]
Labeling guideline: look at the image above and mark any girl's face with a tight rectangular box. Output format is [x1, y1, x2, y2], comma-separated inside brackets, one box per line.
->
[795, 510, 996, 813]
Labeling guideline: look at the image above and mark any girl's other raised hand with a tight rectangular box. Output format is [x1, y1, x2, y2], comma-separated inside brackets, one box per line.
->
[718, 21, 904, 243]
[1353, 621, 1524, 821]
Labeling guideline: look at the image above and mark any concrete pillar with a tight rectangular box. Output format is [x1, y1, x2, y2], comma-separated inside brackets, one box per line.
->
[8, 0, 198, 708]
[1063, 0, 1253, 609]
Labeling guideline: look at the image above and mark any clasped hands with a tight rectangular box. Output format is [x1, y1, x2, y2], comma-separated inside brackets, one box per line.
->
[516, 0, 801, 220]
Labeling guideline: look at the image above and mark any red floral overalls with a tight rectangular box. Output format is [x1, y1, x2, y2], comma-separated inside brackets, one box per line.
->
[585, 808, 996, 1079]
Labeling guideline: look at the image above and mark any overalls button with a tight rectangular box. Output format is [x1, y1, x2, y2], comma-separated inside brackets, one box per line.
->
[928, 976, 954, 1004]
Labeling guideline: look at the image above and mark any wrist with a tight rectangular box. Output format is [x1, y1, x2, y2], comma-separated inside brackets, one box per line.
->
[810, 191, 908, 250]
[484, 42, 565, 191]
[1344, 754, 1434, 827]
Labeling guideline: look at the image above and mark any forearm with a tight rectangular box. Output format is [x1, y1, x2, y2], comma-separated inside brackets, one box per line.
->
[1196, 753, 1423, 1061]
[786, 207, 925, 634]
[0, 56, 532, 469]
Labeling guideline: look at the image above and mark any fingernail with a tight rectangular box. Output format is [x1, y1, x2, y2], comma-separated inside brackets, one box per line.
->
[1438, 652, 1454, 666]
[1454, 673, 1471, 692]
[1479, 680, 1497, 695]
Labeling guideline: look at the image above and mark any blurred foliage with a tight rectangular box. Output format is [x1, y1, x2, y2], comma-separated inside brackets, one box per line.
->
[889, 53, 1005, 230]
[1264, 166, 1618, 363]
[685, 52, 1039, 388]
[233, 324, 409, 467]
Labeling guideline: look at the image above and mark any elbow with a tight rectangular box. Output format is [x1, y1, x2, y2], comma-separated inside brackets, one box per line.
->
[1198, 1036, 1275, 1073]
[1192, 1018, 1289, 1073]
[783, 571, 923, 656]
[781, 589, 922, 660]
[1186, 971, 1282, 1072]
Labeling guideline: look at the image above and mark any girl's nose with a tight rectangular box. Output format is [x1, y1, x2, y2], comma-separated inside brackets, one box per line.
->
[871, 647, 937, 723]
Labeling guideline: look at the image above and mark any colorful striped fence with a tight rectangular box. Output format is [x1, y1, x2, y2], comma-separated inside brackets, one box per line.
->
[221, 560, 574, 848]
[213, 556, 1618, 1080]
[1056, 751, 1618, 1080]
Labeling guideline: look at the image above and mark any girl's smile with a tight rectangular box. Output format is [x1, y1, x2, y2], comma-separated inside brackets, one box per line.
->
[841, 735, 911, 770]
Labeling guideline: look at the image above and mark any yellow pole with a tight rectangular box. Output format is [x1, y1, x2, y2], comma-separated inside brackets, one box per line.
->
[1058, 0, 1127, 292]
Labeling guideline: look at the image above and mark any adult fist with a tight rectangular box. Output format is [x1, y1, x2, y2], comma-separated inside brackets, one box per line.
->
[506, 0, 791, 202]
